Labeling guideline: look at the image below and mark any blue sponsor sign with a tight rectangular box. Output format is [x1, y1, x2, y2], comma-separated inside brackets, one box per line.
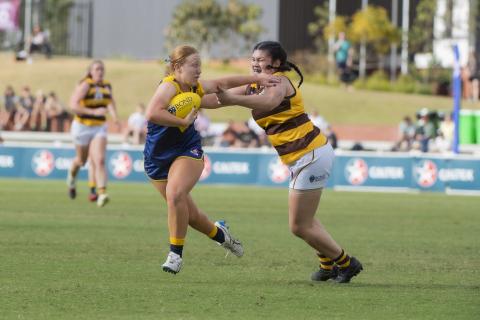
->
[443, 159, 480, 191]
[411, 157, 446, 192]
[335, 155, 411, 189]
[1, 146, 479, 193]
[199, 152, 259, 185]
[257, 154, 290, 187]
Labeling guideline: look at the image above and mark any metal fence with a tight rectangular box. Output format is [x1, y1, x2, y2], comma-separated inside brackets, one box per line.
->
[0, 0, 93, 57]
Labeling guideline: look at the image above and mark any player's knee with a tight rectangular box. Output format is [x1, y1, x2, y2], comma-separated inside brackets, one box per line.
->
[289, 222, 306, 238]
[94, 156, 105, 167]
[77, 157, 87, 167]
[290, 221, 308, 239]
[166, 189, 187, 207]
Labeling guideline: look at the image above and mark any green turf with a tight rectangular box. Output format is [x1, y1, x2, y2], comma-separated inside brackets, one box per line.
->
[1, 179, 479, 319]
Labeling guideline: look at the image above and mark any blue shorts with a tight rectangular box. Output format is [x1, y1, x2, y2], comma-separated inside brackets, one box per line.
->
[144, 144, 204, 181]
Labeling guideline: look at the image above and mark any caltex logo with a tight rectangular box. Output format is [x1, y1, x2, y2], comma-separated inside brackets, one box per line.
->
[268, 157, 290, 184]
[345, 158, 368, 185]
[413, 160, 437, 188]
[199, 154, 211, 181]
[109, 152, 133, 179]
[31, 150, 55, 176]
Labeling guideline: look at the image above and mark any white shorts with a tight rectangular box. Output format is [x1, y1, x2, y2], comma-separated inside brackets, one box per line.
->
[71, 120, 107, 146]
[288, 143, 334, 190]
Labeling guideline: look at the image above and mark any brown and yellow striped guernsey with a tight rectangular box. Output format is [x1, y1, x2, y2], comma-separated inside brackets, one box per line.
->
[75, 77, 112, 126]
[249, 72, 327, 164]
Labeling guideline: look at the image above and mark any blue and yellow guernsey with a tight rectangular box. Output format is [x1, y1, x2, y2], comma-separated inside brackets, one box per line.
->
[248, 72, 327, 165]
[144, 75, 205, 162]
[75, 77, 112, 126]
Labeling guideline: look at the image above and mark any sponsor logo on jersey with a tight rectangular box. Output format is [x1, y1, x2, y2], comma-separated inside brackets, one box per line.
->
[309, 174, 327, 183]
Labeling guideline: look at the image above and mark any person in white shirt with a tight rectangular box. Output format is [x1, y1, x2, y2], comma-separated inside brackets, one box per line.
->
[124, 103, 147, 144]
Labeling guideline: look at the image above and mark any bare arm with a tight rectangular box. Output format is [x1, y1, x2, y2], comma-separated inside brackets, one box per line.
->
[201, 85, 247, 109]
[200, 74, 280, 94]
[145, 82, 197, 127]
[69, 81, 105, 117]
[107, 86, 119, 123]
[216, 78, 288, 111]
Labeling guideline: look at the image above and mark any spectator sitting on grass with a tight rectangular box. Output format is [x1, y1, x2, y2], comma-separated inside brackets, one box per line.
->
[30, 90, 47, 131]
[14, 86, 34, 131]
[45, 91, 72, 132]
[413, 110, 436, 153]
[123, 103, 147, 145]
[392, 116, 416, 151]
[1, 85, 18, 130]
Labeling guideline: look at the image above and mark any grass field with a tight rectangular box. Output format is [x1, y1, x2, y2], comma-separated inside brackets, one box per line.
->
[2, 53, 479, 125]
[1, 179, 479, 319]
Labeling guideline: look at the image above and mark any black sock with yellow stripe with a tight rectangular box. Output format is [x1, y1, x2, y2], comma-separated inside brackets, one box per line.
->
[333, 249, 351, 269]
[208, 225, 225, 243]
[169, 237, 184, 257]
[317, 253, 335, 270]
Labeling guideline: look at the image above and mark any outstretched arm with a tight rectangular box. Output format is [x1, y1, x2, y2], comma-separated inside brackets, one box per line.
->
[215, 77, 288, 111]
[200, 74, 280, 94]
[201, 85, 247, 109]
[107, 87, 120, 126]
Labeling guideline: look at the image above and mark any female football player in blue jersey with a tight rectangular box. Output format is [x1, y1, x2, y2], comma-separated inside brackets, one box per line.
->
[209, 41, 363, 283]
[144, 45, 280, 274]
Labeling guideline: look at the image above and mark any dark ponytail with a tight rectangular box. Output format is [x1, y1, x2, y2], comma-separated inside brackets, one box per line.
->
[287, 61, 303, 88]
[253, 41, 304, 88]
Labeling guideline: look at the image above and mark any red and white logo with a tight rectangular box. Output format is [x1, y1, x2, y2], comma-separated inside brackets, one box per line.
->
[199, 154, 211, 181]
[268, 157, 290, 184]
[109, 152, 132, 179]
[414, 160, 437, 188]
[345, 158, 368, 185]
[31, 150, 55, 176]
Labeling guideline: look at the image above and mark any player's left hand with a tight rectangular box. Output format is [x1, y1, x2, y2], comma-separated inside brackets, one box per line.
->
[215, 86, 232, 105]
[182, 108, 198, 127]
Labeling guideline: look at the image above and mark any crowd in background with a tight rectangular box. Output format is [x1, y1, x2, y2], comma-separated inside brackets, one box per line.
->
[392, 108, 454, 153]
[1, 84, 338, 150]
[1, 85, 72, 132]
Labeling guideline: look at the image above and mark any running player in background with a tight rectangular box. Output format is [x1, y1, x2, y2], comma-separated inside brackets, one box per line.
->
[67, 60, 119, 207]
[209, 41, 363, 283]
[144, 45, 280, 274]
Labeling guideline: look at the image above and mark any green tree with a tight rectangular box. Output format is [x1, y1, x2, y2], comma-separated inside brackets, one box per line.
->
[165, 0, 264, 58]
[307, 1, 331, 54]
[165, 0, 226, 57]
[409, 0, 437, 53]
[349, 6, 400, 71]
[224, 0, 264, 54]
[323, 16, 348, 41]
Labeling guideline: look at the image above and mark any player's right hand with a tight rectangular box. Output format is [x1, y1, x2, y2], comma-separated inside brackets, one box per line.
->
[182, 108, 198, 127]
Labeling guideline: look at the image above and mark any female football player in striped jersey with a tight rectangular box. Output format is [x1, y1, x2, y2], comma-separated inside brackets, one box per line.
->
[212, 41, 363, 283]
[144, 45, 280, 274]
[67, 60, 120, 207]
